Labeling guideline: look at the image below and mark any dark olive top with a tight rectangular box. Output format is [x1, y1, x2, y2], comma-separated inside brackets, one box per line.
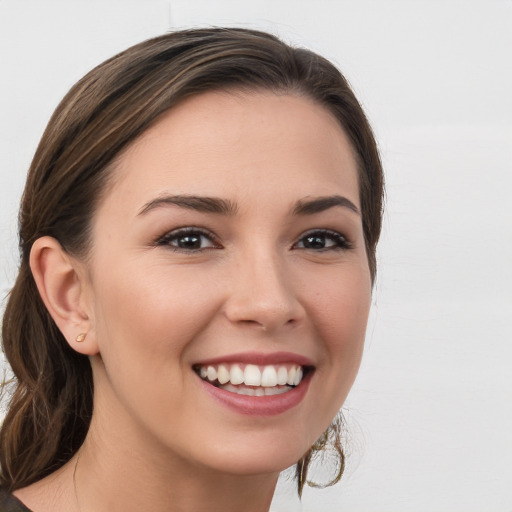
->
[0, 488, 32, 512]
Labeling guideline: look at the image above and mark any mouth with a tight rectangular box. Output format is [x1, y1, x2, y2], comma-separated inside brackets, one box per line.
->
[193, 362, 312, 397]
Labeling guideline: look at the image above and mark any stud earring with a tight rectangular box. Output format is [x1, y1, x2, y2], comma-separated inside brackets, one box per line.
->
[76, 333, 87, 342]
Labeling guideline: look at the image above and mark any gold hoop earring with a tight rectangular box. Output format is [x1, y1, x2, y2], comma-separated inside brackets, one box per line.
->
[76, 333, 87, 342]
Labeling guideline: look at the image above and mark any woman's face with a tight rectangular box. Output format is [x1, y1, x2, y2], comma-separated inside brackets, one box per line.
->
[82, 90, 371, 476]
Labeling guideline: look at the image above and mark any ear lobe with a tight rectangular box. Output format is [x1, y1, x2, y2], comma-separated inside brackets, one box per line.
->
[29, 236, 99, 356]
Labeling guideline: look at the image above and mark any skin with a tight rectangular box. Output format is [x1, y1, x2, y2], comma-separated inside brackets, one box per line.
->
[19, 91, 372, 512]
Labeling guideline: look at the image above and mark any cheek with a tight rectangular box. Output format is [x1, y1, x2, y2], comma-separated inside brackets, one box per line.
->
[329, 283, 370, 346]
[312, 259, 370, 335]
[87, 262, 226, 433]
[310, 262, 371, 387]
[90, 261, 225, 383]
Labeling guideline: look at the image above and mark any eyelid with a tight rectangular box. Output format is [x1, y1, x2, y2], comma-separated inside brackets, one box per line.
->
[292, 228, 353, 251]
[153, 226, 352, 252]
[155, 226, 222, 250]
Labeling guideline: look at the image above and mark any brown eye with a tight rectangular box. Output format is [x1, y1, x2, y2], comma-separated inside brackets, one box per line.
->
[294, 230, 351, 251]
[174, 234, 205, 249]
[157, 228, 219, 252]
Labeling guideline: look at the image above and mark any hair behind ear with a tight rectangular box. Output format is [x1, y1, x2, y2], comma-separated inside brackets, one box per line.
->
[0, 262, 93, 491]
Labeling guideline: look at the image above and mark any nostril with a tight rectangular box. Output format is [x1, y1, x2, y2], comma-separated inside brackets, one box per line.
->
[233, 315, 299, 332]
[223, 270, 305, 331]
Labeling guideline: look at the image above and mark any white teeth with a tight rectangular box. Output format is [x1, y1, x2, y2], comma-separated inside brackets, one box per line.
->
[293, 366, 303, 386]
[238, 387, 255, 396]
[222, 383, 293, 396]
[244, 365, 261, 386]
[197, 363, 306, 390]
[230, 364, 244, 385]
[264, 386, 289, 396]
[207, 366, 217, 382]
[277, 366, 288, 385]
[217, 364, 230, 385]
[287, 366, 296, 386]
[261, 366, 278, 387]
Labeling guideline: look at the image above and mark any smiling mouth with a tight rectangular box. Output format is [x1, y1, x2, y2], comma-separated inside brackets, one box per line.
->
[193, 363, 311, 396]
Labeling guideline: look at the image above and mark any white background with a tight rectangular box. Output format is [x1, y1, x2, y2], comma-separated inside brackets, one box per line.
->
[1, 1, 511, 511]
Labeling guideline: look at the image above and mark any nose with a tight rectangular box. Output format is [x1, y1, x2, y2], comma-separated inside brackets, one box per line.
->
[223, 249, 304, 332]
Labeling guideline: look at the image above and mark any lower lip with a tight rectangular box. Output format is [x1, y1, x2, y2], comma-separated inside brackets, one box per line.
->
[196, 372, 312, 417]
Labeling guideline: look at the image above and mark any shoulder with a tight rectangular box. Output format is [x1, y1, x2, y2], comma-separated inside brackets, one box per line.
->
[0, 488, 33, 512]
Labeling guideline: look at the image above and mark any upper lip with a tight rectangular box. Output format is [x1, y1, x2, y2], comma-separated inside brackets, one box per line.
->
[192, 351, 314, 368]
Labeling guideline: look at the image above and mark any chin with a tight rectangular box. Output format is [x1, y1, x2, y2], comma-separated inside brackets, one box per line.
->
[184, 428, 316, 478]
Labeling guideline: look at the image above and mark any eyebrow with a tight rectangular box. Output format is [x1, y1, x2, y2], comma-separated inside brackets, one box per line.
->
[292, 195, 360, 216]
[138, 195, 238, 216]
[137, 193, 359, 217]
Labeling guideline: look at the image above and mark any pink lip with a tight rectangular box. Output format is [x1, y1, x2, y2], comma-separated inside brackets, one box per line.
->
[194, 371, 313, 418]
[193, 351, 314, 367]
[197, 376, 312, 416]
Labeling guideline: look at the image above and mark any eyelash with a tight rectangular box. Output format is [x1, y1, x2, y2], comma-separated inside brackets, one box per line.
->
[293, 229, 353, 252]
[155, 227, 220, 252]
[155, 227, 353, 253]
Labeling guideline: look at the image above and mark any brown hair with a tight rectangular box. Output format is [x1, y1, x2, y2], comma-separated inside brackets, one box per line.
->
[0, 27, 383, 495]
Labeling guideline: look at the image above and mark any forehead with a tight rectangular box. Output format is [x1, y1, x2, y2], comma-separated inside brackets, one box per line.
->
[102, 90, 360, 213]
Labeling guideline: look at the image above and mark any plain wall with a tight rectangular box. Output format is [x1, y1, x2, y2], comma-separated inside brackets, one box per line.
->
[1, 1, 511, 511]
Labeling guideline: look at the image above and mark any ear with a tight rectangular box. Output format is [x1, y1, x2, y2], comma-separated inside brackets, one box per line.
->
[29, 236, 99, 356]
